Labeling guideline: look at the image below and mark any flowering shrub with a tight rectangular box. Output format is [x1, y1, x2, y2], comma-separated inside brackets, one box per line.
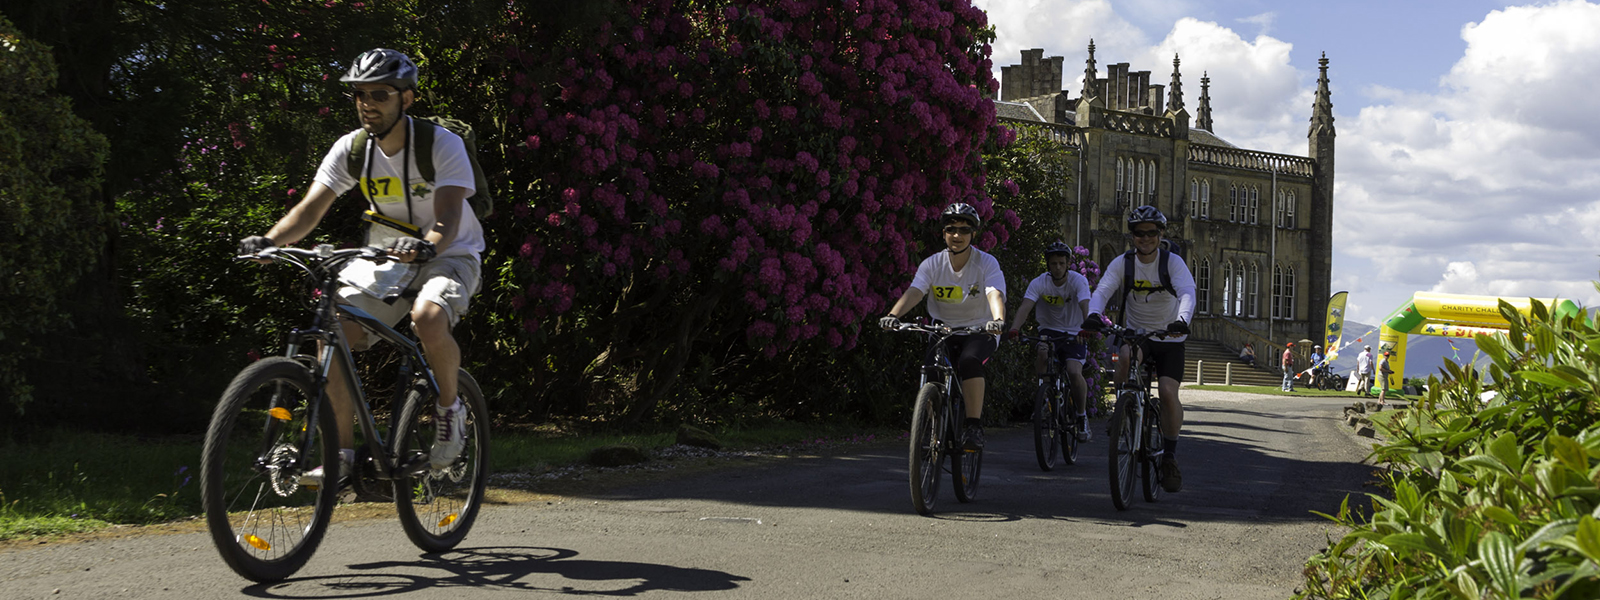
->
[498, 0, 1014, 420]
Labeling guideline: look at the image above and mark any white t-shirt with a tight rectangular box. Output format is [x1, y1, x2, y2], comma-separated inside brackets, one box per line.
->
[908, 248, 1006, 329]
[314, 117, 484, 261]
[1356, 351, 1373, 374]
[1088, 251, 1197, 342]
[1023, 271, 1091, 334]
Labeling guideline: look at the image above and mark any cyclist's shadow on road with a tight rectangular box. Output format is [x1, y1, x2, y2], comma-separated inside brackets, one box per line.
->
[242, 546, 750, 598]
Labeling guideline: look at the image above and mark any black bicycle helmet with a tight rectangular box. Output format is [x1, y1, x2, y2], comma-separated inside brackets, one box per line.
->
[1043, 241, 1074, 258]
[941, 202, 981, 228]
[1127, 205, 1167, 230]
[340, 48, 419, 90]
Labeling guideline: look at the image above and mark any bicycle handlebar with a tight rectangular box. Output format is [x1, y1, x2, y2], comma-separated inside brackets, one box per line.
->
[236, 245, 394, 283]
[1087, 322, 1173, 343]
[888, 322, 984, 337]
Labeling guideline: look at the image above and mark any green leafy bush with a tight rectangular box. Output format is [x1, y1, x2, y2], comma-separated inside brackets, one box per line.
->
[0, 15, 110, 416]
[1299, 293, 1600, 599]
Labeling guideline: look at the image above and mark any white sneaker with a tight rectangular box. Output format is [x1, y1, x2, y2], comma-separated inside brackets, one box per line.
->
[429, 399, 468, 469]
[298, 452, 353, 489]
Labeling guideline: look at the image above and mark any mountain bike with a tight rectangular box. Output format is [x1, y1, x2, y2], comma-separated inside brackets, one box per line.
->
[891, 322, 984, 515]
[1018, 333, 1082, 471]
[201, 245, 489, 582]
[1098, 323, 1171, 511]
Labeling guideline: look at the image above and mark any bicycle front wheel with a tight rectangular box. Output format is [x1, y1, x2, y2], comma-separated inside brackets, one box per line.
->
[1032, 380, 1059, 471]
[201, 357, 340, 582]
[1141, 406, 1163, 503]
[908, 383, 944, 515]
[393, 369, 490, 553]
[1107, 392, 1138, 511]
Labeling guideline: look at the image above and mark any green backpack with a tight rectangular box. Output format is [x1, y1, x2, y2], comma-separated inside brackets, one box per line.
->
[345, 115, 493, 218]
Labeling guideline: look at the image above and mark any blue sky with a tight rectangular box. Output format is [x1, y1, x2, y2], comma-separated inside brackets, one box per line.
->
[974, 0, 1600, 324]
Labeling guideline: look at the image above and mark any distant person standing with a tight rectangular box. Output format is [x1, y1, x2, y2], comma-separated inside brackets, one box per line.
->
[1281, 342, 1296, 392]
[1378, 351, 1394, 404]
[1355, 345, 1374, 397]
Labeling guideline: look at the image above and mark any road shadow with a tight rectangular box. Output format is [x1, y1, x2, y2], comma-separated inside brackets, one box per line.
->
[241, 546, 750, 598]
[553, 396, 1383, 527]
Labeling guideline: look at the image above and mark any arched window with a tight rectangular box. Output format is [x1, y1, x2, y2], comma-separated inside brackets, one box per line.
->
[1228, 185, 1238, 223]
[1201, 180, 1211, 219]
[1232, 263, 1244, 317]
[1195, 257, 1211, 314]
[1147, 160, 1157, 206]
[1190, 179, 1199, 218]
[1285, 190, 1296, 229]
[1241, 264, 1254, 320]
[1221, 262, 1235, 316]
[1116, 159, 1125, 203]
[1248, 186, 1260, 225]
[1136, 160, 1146, 204]
[1272, 264, 1297, 320]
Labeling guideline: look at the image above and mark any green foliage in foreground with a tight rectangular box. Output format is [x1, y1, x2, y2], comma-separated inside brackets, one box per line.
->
[1298, 295, 1600, 599]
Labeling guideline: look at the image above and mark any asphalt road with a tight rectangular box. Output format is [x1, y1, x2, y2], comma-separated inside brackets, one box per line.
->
[0, 390, 1379, 599]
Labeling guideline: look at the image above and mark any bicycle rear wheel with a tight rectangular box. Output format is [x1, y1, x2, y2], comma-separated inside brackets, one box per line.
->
[1140, 406, 1163, 503]
[908, 383, 944, 515]
[202, 357, 340, 582]
[1107, 392, 1138, 511]
[394, 370, 490, 553]
[1032, 380, 1059, 471]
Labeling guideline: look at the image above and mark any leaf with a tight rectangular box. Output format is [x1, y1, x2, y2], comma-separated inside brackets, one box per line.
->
[1383, 532, 1449, 557]
[1518, 518, 1579, 554]
[1578, 516, 1600, 563]
[1481, 505, 1522, 528]
[1457, 455, 1513, 476]
[1549, 435, 1590, 474]
[1488, 432, 1525, 472]
[1478, 531, 1521, 598]
[1519, 371, 1574, 390]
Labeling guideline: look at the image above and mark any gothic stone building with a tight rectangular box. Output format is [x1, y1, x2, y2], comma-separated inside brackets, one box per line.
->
[996, 43, 1336, 349]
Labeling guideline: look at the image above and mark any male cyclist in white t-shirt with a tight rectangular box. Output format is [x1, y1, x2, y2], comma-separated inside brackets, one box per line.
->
[238, 49, 480, 486]
[1082, 206, 1196, 492]
[880, 203, 1007, 451]
[1007, 241, 1094, 442]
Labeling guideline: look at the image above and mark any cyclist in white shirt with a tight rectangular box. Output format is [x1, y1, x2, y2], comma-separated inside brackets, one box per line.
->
[880, 203, 1007, 450]
[1082, 206, 1196, 492]
[238, 49, 478, 486]
[1007, 241, 1094, 441]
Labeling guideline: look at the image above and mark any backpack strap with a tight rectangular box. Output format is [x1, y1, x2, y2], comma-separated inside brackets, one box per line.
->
[346, 129, 372, 209]
[412, 118, 437, 183]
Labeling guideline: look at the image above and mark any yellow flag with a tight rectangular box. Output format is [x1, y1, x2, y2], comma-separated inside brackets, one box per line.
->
[1323, 291, 1349, 361]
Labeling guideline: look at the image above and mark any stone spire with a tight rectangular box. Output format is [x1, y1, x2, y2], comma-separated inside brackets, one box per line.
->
[1080, 39, 1098, 100]
[1310, 52, 1335, 136]
[1196, 71, 1213, 131]
[1167, 54, 1184, 113]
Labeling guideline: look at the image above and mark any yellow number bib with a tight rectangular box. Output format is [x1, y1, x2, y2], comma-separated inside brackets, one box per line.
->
[931, 285, 966, 304]
[1042, 295, 1065, 306]
[361, 176, 405, 205]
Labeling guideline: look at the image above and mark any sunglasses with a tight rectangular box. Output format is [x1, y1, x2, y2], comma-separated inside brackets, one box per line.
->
[1130, 229, 1162, 238]
[943, 226, 975, 235]
[346, 89, 399, 103]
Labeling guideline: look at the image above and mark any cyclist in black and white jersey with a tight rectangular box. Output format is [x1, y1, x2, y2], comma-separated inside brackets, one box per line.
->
[1007, 241, 1094, 442]
[880, 203, 1007, 451]
[1082, 206, 1196, 492]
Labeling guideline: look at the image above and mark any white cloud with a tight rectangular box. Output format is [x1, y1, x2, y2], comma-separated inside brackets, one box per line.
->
[975, 0, 1600, 322]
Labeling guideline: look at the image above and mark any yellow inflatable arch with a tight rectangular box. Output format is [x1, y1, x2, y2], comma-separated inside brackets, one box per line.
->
[1373, 291, 1584, 392]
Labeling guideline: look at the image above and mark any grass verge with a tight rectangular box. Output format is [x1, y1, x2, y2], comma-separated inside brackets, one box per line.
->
[1185, 383, 1410, 401]
[0, 421, 893, 543]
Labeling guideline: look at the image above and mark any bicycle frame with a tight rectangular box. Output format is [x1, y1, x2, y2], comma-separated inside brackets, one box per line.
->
[254, 246, 439, 482]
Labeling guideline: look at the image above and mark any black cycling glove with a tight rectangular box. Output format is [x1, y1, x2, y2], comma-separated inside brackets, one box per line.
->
[1081, 314, 1105, 331]
[390, 237, 437, 262]
[878, 315, 901, 330]
[238, 236, 275, 256]
[1167, 320, 1190, 335]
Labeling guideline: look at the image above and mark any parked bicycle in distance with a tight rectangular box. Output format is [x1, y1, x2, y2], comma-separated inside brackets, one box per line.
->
[1098, 323, 1172, 511]
[890, 321, 984, 515]
[201, 245, 490, 582]
[1017, 333, 1082, 471]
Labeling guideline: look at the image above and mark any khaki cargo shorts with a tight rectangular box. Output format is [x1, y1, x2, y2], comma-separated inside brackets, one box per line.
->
[335, 254, 481, 350]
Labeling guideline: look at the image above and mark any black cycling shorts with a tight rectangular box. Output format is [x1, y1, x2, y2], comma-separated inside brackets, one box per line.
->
[1130, 340, 1186, 382]
[1039, 329, 1089, 365]
[926, 333, 998, 381]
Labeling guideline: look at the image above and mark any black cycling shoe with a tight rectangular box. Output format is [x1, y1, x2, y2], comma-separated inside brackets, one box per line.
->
[1160, 456, 1183, 493]
[962, 423, 985, 451]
